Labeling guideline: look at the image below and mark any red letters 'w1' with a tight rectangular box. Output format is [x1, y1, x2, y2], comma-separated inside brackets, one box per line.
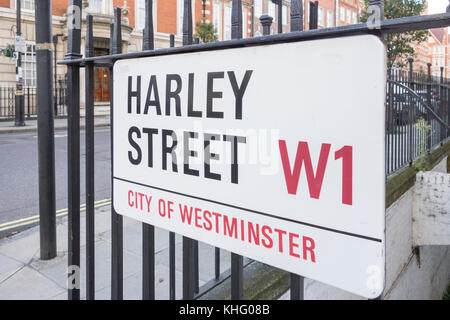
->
[278, 140, 331, 199]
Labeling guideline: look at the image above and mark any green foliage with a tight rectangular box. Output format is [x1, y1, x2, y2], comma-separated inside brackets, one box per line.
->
[444, 285, 450, 300]
[412, 117, 432, 172]
[194, 21, 218, 43]
[360, 0, 428, 68]
[0, 44, 15, 58]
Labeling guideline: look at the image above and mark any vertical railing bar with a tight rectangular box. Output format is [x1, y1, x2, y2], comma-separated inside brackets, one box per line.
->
[400, 71, 404, 167]
[231, 0, 242, 40]
[290, 0, 303, 32]
[278, 0, 283, 33]
[85, 13, 95, 300]
[193, 32, 201, 296]
[65, 0, 82, 301]
[388, 69, 394, 172]
[168, 32, 177, 301]
[289, 0, 305, 299]
[111, 8, 124, 300]
[290, 274, 304, 300]
[230, 0, 244, 301]
[408, 58, 413, 165]
[214, 247, 220, 280]
[182, 0, 196, 301]
[142, 0, 156, 301]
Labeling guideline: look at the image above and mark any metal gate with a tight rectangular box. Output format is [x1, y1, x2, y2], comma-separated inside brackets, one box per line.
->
[55, 0, 450, 300]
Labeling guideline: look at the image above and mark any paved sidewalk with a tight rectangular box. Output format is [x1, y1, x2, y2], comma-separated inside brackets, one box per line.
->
[0, 106, 110, 134]
[0, 204, 232, 300]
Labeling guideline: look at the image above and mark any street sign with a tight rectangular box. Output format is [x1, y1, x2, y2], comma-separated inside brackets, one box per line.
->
[14, 36, 26, 54]
[113, 35, 386, 298]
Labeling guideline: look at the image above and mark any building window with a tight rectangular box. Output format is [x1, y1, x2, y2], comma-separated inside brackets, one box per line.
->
[23, 44, 36, 87]
[224, 5, 231, 40]
[21, 0, 34, 11]
[308, 2, 310, 22]
[327, 10, 333, 27]
[282, 5, 288, 25]
[340, 7, 345, 21]
[352, 11, 357, 24]
[213, 2, 222, 40]
[318, 7, 324, 27]
[346, 9, 351, 24]
[268, 1, 276, 20]
[254, 0, 262, 18]
[136, 0, 146, 30]
[242, 6, 247, 38]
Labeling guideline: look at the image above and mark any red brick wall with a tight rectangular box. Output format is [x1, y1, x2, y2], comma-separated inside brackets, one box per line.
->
[157, 0, 177, 34]
[53, 0, 69, 16]
[114, 0, 136, 28]
[304, 0, 335, 30]
[0, 0, 10, 8]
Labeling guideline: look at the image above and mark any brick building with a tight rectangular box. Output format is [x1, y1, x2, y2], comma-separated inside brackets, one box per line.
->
[428, 27, 449, 78]
[0, 0, 365, 105]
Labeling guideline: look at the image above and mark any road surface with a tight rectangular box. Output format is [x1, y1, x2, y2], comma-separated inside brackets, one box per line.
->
[0, 127, 111, 238]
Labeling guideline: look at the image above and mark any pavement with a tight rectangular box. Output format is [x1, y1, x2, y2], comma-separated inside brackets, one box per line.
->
[0, 106, 111, 134]
[0, 203, 234, 300]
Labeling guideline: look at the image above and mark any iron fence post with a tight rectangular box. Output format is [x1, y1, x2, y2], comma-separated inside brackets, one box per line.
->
[271, 0, 282, 34]
[232, 0, 243, 39]
[183, 0, 193, 46]
[289, 0, 306, 299]
[111, 8, 124, 300]
[290, 274, 304, 300]
[85, 13, 95, 300]
[65, 0, 82, 301]
[427, 62, 432, 153]
[182, 0, 196, 301]
[408, 57, 414, 165]
[142, 0, 156, 301]
[169, 32, 177, 301]
[309, 1, 318, 30]
[230, 4, 244, 300]
[290, 0, 303, 32]
[35, 0, 57, 261]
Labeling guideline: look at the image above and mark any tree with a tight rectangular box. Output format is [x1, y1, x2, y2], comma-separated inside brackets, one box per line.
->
[195, 21, 219, 43]
[360, 0, 428, 69]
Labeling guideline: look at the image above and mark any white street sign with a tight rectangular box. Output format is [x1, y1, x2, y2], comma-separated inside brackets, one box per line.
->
[14, 36, 26, 54]
[113, 35, 386, 298]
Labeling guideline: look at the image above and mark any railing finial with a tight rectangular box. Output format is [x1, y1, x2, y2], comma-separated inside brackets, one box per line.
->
[143, 0, 154, 51]
[85, 14, 93, 58]
[113, 6, 122, 54]
[231, 0, 243, 40]
[182, 0, 193, 45]
[260, 14, 273, 36]
[290, 0, 303, 32]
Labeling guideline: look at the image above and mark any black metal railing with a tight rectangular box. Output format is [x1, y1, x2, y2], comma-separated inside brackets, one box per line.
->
[54, 0, 450, 301]
[0, 79, 67, 120]
[386, 63, 450, 176]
